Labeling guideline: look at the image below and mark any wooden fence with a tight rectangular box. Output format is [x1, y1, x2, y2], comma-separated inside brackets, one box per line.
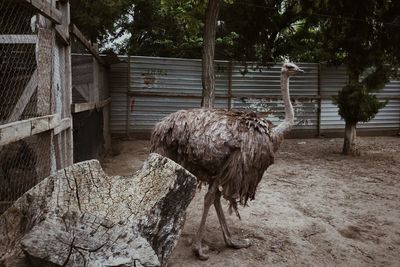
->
[0, 0, 110, 213]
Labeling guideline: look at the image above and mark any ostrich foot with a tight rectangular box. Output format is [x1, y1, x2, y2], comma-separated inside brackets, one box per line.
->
[226, 237, 252, 249]
[213, 191, 252, 250]
[192, 242, 210, 260]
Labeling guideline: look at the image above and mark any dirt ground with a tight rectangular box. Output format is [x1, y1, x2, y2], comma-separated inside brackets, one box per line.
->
[102, 136, 400, 267]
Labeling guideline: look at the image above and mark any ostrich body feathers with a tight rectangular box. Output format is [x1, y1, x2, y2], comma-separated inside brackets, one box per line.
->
[150, 108, 275, 212]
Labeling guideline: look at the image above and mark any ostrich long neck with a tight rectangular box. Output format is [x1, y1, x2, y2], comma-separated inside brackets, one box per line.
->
[271, 73, 294, 151]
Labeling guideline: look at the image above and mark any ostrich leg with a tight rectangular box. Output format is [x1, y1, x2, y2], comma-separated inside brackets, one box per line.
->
[214, 190, 252, 248]
[192, 183, 217, 260]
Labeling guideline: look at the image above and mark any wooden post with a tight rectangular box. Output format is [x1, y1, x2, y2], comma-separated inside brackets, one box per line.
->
[92, 44, 100, 103]
[7, 69, 38, 123]
[16, 0, 63, 24]
[69, 25, 106, 65]
[60, 1, 73, 166]
[102, 103, 111, 153]
[37, 28, 53, 115]
[34, 16, 53, 180]
[100, 63, 111, 153]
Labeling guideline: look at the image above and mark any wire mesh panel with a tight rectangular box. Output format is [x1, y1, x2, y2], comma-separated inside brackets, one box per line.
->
[0, 0, 64, 213]
[1, 1, 35, 123]
[0, 133, 52, 210]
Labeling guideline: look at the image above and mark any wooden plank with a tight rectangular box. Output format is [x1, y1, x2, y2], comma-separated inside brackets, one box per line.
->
[1, 119, 31, 146]
[0, 35, 37, 44]
[71, 102, 92, 113]
[31, 114, 59, 135]
[53, 134, 63, 170]
[55, 25, 69, 45]
[92, 50, 100, 102]
[69, 24, 106, 66]
[0, 114, 60, 146]
[18, 0, 62, 24]
[61, 1, 73, 166]
[7, 69, 38, 123]
[102, 105, 111, 153]
[37, 28, 53, 115]
[53, 118, 71, 135]
[71, 98, 111, 113]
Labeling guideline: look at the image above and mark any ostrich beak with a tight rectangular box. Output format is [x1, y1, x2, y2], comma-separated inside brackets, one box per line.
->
[297, 68, 304, 73]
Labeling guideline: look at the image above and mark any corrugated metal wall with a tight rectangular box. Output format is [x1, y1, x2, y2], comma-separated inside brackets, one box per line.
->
[319, 65, 400, 133]
[109, 56, 129, 134]
[320, 65, 348, 131]
[110, 56, 400, 136]
[129, 57, 204, 133]
[230, 63, 319, 132]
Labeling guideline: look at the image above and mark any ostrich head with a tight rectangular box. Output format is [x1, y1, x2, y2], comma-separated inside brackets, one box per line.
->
[281, 62, 304, 76]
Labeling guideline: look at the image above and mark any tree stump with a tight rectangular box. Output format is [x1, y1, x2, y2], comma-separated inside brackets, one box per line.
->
[0, 153, 197, 267]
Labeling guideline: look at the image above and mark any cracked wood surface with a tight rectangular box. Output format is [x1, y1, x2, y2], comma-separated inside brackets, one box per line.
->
[0, 153, 197, 267]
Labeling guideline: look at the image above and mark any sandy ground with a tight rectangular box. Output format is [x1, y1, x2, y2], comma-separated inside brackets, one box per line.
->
[102, 136, 400, 267]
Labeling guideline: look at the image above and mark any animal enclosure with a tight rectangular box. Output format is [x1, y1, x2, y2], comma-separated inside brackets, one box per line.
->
[109, 56, 400, 137]
[0, 0, 72, 213]
[0, 0, 111, 214]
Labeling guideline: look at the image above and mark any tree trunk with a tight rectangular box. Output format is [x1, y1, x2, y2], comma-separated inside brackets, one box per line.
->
[0, 154, 197, 267]
[201, 0, 220, 108]
[342, 121, 358, 155]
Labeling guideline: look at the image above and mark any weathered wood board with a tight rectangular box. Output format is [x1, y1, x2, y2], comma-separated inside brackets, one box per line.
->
[0, 153, 197, 266]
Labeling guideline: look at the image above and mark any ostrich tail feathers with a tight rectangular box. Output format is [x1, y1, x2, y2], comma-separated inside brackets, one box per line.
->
[219, 147, 272, 219]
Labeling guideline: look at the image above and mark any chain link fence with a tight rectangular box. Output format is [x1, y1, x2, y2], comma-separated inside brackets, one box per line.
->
[0, 0, 67, 213]
[1, 1, 37, 123]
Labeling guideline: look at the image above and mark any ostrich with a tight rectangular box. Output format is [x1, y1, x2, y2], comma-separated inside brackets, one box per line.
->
[150, 63, 303, 260]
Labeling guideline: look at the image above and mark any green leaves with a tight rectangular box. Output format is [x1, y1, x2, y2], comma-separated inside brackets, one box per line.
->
[334, 83, 387, 123]
[70, 0, 132, 42]
[69, 0, 400, 78]
[319, 0, 400, 124]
